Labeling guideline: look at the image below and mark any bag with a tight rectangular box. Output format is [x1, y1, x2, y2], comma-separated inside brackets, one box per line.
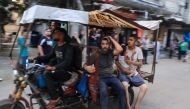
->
[38, 74, 46, 88]
[77, 71, 89, 97]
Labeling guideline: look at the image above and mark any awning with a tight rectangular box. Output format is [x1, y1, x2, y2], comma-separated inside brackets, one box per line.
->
[20, 5, 89, 24]
[135, 20, 162, 30]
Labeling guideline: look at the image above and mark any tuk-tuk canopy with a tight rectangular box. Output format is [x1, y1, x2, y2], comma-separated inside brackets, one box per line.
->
[20, 5, 161, 30]
[20, 5, 89, 24]
[135, 20, 162, 30]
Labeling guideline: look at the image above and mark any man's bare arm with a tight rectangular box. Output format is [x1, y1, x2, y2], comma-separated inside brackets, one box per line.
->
[38, 45, 44, 56]
[131, 59, 143, 67]
[108, 36, 123, 55]
[115, 61, 133, 75]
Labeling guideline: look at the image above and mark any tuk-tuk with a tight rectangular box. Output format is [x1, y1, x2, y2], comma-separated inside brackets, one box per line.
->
[0, 5, 161, 109]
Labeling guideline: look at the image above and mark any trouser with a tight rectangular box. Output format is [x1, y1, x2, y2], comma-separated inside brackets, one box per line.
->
[99, 77, 127, 109]
[142, 49, 148, 63]
[21, 56, 28, 67]
[178, 51, 187, 60]
[45, 70, 71, 100]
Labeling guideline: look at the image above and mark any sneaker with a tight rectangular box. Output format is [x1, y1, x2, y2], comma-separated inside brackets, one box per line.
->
[47, 97, 61, 109]
[0, 78, 3, 81]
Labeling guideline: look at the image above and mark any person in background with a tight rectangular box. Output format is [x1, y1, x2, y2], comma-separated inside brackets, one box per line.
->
[116, 35, 148, 109]
[136, 37, 143, 48]
[38, 28, 53, 57]
[50, 21, 61, 33]
[89, 28, 99, 46]
[178, 39, 189, 62]
[153, 39, 161, 64]
[18, 29, 29, 67]
[119, 30, 126, 45]
[142, 36, 149, 64]
[169, 39, 178, 59]
[50, 22, 61, 46]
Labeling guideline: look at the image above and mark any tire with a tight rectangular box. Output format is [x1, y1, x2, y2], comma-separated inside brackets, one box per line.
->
[0, 99, 25, 109]
[128, 87, 134, 105]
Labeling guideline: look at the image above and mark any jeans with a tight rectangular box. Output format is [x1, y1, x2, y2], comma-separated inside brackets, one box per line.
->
[142, 49, 148, 63]
[45, 70, 71, 100]
[178, 51, 187, 60]
[21, 56, 28, 67]
[99, 77, 127, 109]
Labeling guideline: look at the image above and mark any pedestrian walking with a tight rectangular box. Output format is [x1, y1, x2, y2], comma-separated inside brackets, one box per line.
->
[18, 29, 29, 67]
[142, 36, 149, 64]
[178, 39, 189, 62]
[169, 39, 178, 59]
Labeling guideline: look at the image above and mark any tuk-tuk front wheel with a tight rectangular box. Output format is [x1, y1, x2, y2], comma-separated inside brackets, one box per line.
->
[0, 99, 25, 109]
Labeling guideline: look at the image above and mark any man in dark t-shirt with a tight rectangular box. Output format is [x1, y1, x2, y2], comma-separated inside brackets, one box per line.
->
[85, 36, 127, 109]
[36, 28, 73, 109]
[38, 29, 53, 56]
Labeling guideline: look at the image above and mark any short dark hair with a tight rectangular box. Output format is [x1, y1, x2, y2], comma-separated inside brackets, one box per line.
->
[101, 37, 111, 44]
[128, 35, 138, 41]
[22, 29, 27, 34]
[55, 28, 67, 36]
[54, 28, 71, 42]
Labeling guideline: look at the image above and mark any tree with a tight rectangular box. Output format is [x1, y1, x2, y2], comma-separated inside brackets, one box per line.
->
[0, 0, 11, 34]
[0, 0, 10, 7]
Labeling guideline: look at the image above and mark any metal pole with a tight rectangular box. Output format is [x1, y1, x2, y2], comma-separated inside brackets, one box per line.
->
[152, 28, 160, 75]
[66, 22, 69, 34]
[9, 25, 22, 60]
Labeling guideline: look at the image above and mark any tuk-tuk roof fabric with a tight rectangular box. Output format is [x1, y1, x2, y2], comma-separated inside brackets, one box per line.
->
[20, 5, 89, 24]
[20, 5, 160, 30]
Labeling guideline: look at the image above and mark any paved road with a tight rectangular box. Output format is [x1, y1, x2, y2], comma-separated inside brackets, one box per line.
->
[0, 50, 190, 109]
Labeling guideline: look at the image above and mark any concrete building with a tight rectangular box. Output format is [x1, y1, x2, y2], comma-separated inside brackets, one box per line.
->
[110, 0, 190, 48]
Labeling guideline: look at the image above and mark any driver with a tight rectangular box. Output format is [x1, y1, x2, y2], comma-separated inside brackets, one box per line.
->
[35, 28, 73, 109]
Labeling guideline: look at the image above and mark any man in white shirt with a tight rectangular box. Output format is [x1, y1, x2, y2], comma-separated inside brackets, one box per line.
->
[142, 36, 149, 64]
[116, 35, 148, 109]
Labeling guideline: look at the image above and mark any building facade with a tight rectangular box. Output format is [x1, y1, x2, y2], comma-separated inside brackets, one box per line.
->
[111, 0, 190, 48]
